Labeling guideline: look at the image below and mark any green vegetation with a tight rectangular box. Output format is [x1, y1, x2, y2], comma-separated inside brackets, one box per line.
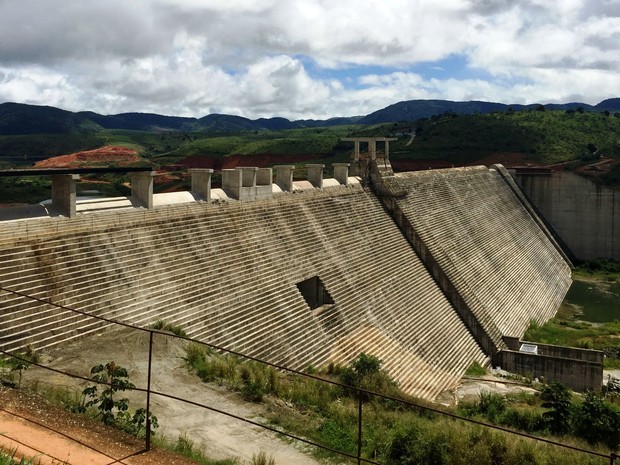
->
[0, 133, 103, 167]
[185, 346, 616, 464]
[76, 361, 158, 437]
[389, 109, 620, 165]
[3, 108, 618, 173]
[0, 347, 39, 388]
[458, 386, 620, 450]
[0, 450, 41, 465]
[153, 433, 242, 465]
[524, 318, 620, 368]
[0, 176, 51, 204]
[574, 258, 620, 277]
[151, 319, 188, 337]
[465, 361, 487, 377]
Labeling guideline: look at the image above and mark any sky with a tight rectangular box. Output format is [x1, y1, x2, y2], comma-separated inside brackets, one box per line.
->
[0, 0, 619, 120]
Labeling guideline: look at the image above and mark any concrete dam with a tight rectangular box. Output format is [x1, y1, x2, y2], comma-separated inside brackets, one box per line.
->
[0, 142, 589, 399]
[516, 171, 620, 261]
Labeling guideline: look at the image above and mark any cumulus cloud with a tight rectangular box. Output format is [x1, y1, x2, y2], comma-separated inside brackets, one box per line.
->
[0, 0, 618, 118]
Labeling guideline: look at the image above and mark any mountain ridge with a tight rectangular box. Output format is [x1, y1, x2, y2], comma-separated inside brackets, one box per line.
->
[1, 98, 619, 135]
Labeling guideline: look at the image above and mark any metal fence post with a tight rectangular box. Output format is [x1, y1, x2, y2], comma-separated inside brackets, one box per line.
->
[357, 390, 363, 465]
[145, 331, 154, 451]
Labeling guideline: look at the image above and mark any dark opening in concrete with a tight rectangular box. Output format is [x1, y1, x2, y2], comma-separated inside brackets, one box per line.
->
[296, 276, 334, 309]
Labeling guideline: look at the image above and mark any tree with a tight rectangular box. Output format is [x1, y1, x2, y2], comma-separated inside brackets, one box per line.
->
[574, 392, 620, 450]
[338, 353, 397, 401]
[540, 382, 572, 435]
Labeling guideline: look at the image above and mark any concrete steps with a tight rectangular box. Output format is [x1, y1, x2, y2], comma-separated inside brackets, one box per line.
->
[0, 185, 488, 400]
[390, 167, 572, 352]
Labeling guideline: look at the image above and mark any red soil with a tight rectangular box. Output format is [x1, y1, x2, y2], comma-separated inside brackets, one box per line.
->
[34, 146, 143, 168]
[391, 152, 533, 172]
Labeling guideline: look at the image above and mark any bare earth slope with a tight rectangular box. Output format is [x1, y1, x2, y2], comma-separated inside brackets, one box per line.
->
[17, 328, 322, 465]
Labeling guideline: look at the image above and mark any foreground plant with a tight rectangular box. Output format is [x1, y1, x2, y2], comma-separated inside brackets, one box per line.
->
[78, 361, 158, 437]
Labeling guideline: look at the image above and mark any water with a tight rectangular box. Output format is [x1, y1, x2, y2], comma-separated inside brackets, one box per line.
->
[564, 279, 620, 323]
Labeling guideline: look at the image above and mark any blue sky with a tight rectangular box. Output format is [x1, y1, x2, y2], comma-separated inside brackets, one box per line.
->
[0, 0, 618, 119]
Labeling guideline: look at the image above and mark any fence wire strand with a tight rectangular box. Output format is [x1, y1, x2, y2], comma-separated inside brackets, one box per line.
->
[0, 284, 617, 464]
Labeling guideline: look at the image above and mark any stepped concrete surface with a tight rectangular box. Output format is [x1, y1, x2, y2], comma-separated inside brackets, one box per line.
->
[0, 182, 487, 400]
[381, 166, 572, 354]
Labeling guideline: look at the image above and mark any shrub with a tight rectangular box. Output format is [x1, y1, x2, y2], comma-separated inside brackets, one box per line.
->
[477, 392, 507, 422]
[339, 353, 397, 400]
[79, 361, 158, 437]
[573, 391, 620, 449]
[465, 362, 487, 377]
[386, 422, 448, 465]
[151, 319, 187, 337]
[540, 382, 572, 435]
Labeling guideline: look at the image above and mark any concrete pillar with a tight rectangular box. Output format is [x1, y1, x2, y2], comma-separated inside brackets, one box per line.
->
[353, 141, 360, 161]
[369, 140, 377, 160]
[189, 168, 213, 201]
[131, 171, 156, 209]
[51, 174, 79, 218]
[333, 163, 350, 185]
[222, 169, 242, 199]
[306, 164, 324, 188]
[223, 167, 265, 201]
[274, 165, 295, 192]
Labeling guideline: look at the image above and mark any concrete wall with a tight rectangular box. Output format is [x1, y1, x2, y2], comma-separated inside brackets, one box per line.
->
[0, 185, 488, 400]
[500, 336, 604, 390]
[496, 350, 603, 392]
[382, 166, 572, 356]
[515, 172, 620, 260]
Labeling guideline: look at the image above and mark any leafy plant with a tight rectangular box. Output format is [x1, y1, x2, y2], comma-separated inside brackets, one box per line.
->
[540, 382, 573, 434]
[573, 391, 620, 450]
[339, 353, 397, 400]
[2, 347, 39, 388]
[79, 361, 158, 436]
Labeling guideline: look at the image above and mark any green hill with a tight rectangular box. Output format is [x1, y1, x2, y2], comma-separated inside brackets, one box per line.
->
[387, 109, 620, 165]
[0, 101, 619, 177]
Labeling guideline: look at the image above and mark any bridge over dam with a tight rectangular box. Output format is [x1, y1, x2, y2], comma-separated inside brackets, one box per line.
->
[0, 142, 601, 399]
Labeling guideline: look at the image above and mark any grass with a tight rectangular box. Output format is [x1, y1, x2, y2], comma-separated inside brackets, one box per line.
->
[0, 449, 47, 465]
[150, 320, 187, 337]
[465, 361, 487, 377]
[184, 345, 615, 464]
[153, 433, 241, 465]
[0, 451, 34, 465]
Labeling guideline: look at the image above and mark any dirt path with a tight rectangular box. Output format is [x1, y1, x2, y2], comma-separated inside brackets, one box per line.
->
[0, 387, 209, 465]
[15, 328, 323, 465]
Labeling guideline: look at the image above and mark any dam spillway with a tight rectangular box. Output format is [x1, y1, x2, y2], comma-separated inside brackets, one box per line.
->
[0, 159, 575, 399]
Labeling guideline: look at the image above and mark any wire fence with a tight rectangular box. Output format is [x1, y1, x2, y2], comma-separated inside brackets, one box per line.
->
[0, 285, 618, 465]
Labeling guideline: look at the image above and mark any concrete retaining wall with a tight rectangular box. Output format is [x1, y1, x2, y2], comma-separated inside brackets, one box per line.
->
[496, 350, 603, 392]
